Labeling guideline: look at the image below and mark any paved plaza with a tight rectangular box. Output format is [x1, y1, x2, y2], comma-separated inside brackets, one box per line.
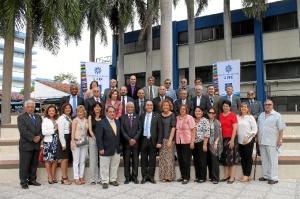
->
[0, 179, 299, 199]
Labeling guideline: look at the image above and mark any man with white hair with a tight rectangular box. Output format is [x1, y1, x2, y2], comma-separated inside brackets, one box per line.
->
[17, 100, 43, 189]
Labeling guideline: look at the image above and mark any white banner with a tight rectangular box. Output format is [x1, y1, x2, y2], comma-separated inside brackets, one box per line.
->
[81, 62, 110, 94]
[216, 60, 240, 97]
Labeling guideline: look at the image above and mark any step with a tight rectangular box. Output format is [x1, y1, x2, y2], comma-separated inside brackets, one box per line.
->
[0, 125, 19, 138]
[281, 113, 300, 123]
[284, 124, 300, 136]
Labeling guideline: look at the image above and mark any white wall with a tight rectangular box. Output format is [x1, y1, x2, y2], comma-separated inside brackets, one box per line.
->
[32, 81, 68, 99]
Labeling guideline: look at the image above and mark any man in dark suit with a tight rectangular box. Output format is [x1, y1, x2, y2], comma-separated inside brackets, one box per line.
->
[176, 78, 190, 99]
[189, 78, 207, 99]
[134, 89, 147, 115]
[17, 100, 43, 189]
[119, 86, 134, 115]
[207, 85, 221, 118]
[140, 101, 163, 184]
[120, 102, 141, 184]
[85, 87, 104, 116]
[126, 75, 141, 100]
[246, 90, 263, 120]
[220, 85, 241, 115]
[103, 79, 118, 102]
[96, 105, 121, 189]
[174, 89, 194, 116]
[152, 86, 174, 114]
[191, 85, 211, 114]
[59, 84, 84, 117]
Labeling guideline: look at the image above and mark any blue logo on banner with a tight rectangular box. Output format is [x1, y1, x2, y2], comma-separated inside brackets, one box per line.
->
[94, 67, 102, 74]
[225, 65, 233, 73]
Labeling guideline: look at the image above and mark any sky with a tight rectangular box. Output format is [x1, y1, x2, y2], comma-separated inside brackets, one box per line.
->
[34, 0, 280, 81]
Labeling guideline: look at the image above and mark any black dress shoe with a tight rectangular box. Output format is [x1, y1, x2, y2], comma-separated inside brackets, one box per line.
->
[21, 184, 29, 189]
[259, 177, 268, 181]
[133, 179, 139, 184]
[149, 177, 156, 184]
[28, 181, 41, 186]
[102, 183, 108, 189]
[197, 180, 205, 183]
[220, 177, 230, 182]
[177, 178, 183, 182]
[124, 179, 130, 184]
[268, 180, 278, 185]
[141, 177, 147, 184]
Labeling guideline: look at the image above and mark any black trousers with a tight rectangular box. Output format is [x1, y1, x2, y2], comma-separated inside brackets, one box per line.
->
[141, 138, 157, 178]
[239, 138, 255, 176]
[193, 141, 208, 181]
[176, 144, 192, 180]
[124, 147, 139, 180]
[19, 149, 39, 185]
[207, 150, 220, 181]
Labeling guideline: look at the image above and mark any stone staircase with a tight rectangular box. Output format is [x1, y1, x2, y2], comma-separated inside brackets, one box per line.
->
[0, 113, 300, 183]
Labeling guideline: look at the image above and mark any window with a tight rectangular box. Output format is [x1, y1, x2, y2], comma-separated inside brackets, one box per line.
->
[266, 62, 300, 79]
[232, 22, 241, 37]
[14, 37, 24, 44]
[124, 42, 136, 54]
[240, 65, 256, 82]
[153, 37, 160, 50]
[202, 28, 213, 41]
[241, 20, 254, 35]
[278, 13, 295, 30]
[135, 40, 145, 52]
[263, 16, 278, 32]
[263, 12, 298, 32]
[0, 48, 3, 55]
[178, 32, 188, 45]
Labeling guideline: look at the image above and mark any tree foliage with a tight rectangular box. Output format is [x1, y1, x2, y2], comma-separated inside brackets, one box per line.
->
[242, 0, 268, 21]
[54, 73, 78, 83]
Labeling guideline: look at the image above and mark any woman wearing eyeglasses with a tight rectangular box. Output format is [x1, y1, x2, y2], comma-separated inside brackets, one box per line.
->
[219, 100, 240, 184]
[207, 108, 223, 184]
[237, 103, 257, 182]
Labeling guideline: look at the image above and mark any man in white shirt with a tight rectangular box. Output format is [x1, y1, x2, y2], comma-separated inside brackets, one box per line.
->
[143, 76, 159, 101]
[120, 86, 134, 116]
[103, 79, 118, 102]
[164, 79, 177, 102]
[85, 87, 103, 116]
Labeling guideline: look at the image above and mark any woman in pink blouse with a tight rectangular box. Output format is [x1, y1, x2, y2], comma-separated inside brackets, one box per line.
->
[105, 89, 122, 120]
[175, 104, 196, 184]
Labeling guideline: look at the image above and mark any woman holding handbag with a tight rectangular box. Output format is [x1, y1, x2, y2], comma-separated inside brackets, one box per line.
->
[71, 105, 88, 185]
[42, 105, 59, 184]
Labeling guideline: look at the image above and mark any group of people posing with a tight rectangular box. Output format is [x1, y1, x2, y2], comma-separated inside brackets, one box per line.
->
[17, 75, 285, 190]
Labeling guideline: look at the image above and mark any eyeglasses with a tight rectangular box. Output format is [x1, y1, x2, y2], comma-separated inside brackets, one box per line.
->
[208, 112, 215, 114]
[247, 93, 254, 95]
[93, 90, 100, 92]
[165, 82, 171, 84]
[265, 104, 273, 106]
[181, 81, 186, 83]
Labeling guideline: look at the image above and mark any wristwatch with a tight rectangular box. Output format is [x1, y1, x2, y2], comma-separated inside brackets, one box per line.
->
[214, 141, 218, 144]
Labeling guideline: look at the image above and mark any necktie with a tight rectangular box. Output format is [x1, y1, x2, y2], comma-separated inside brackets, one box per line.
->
[110, 120, 117, 135]
[210, 98, 214, 106]
[96, 97, 99, 102]
[72, 96, 76, 117]
[166, 89, 170, 96]
[227, 96, 232, 102]
[150, 86, 153, 100]
[145, 114, 150, 137]
[122, 96, 125, 115]
[129, 115, 133, 128]
[30, 114, 36, 126]
[161, 97, 164, 101]
[140, 100, 144, 115]
[250, 100, 255, 112]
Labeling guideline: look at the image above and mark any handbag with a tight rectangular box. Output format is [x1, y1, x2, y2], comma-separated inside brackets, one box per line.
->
[38, 147, 44, 163]
[74, 118, 88, 147]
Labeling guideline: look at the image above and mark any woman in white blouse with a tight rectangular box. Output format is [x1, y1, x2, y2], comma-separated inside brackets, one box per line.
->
[57, 103, 73, 185]
[42, 105, 59, 184]
[237, 102, 258, 182]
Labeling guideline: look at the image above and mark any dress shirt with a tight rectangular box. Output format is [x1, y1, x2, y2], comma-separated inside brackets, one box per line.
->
[197, 95, 202, 106]
[107, 117, 116, 131]
[143, 112, 152, 137]
[227, 95, 233, 102]
[182, 99, 186, 104]
[94, 96, 100, 102]
[237, 115, 257, 144]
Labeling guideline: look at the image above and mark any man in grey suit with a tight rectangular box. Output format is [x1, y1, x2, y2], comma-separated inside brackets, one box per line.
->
[143, 76, 159, 101]
[18, 100, 43, 189]
[189, 78, 207, 99]
[176, 78, 189, 99]
[103, 79, 118, 102]
[221, 85, 241, 115]
[246, 90, 263, 120]
[207, 85, 221, 118]
[164, 79, 177, 102]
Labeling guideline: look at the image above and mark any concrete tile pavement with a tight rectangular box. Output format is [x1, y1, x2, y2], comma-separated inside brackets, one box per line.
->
[0, 179, 299, 199]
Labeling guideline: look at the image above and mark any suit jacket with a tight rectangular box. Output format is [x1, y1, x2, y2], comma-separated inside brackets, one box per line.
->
[246, 99, 263, 118]
[221, 95, 241, 115]
[134, 98, 148, 115]
[85, 96, 104, 116]
[120, 114, 142, 149]
[174, 99, 194, 116]
[143, 85, 159, 101]
[126, 84, 141, 100]
[17, 113, 43, 151]
[166, 89, 177, 102]
[188, 87, 207, 99]
[119, 96, 134, 115]
[59, 95, 84, 112]
[176, 86, 189, 99]
[139, 112, 163, 147]
[152, 96, 174, 114]
[208, 95, 221, 118]
[191, 95, 211, 112]
[95, 117, 121, 156]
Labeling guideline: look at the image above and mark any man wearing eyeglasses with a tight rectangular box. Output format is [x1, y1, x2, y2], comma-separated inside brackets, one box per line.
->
[164, 79, 177, 102]
[85, 87, 104, 116]
[257, 99, 286, 185]
[176, 78, 189, 99]
[246, 90, 263, 120]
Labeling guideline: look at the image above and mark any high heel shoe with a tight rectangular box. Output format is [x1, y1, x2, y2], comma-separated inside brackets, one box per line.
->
[220, 176, 230, 182]
[75, 179, 82, 185]
[79, 178, 85, 184]
[48, 181, 54, 184]
[239, 176, 250, 182]
[61, 177, 72, 185]
[227, 178, 235, 184]
[53, 180, 58, 183]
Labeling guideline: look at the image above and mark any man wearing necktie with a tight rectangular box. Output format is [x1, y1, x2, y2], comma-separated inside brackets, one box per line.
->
[120, 102, 141, 184]
[176, 78, 190, 99]
[174, 89, 194, 116]
[120, 86, 134, 116]
[207, 85, 221, 118]
[140, 101, 163, 184]
[134, 89, 147, 115]
[221, 85, 241, 115]
[17, 100, 44, 189]
[142, 76, 159, 101]
[164, 79, 177, 102]
[152, 86, 174, 114]
[95, 106, 121, 189]
[85, 87, 104, 116]
[126, 75, 141, 100]
[246, 90, 263, 120]
[59, 84, 84, 118]
[191, 85, 211, 116]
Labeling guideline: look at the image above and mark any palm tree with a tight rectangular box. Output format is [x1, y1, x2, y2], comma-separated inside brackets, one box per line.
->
[23, 0, 81, 101]
[223, 0, 232, 60]
[298, 0, 300, 46]
[0, 0, 25, 124]
[160, 0, 173, 84]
